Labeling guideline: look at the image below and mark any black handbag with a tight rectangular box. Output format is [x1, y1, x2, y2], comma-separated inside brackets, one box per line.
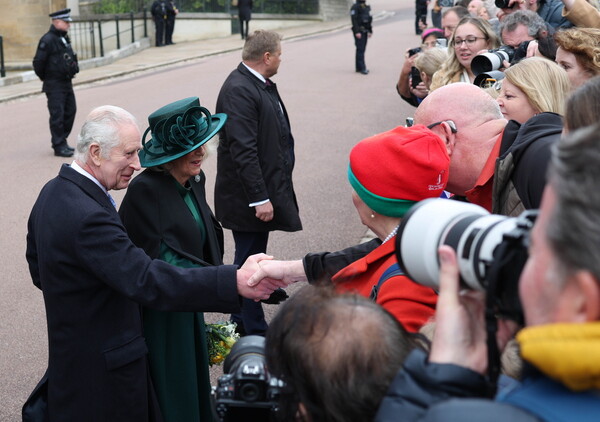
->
[22, 370, 49, 422]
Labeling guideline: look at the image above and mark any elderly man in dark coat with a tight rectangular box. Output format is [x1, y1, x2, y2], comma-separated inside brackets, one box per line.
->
[215, 29, 302, 336]
[24, 105, 285, 421]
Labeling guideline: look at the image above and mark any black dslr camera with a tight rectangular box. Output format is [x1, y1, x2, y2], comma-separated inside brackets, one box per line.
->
[212, 336, 284, 422]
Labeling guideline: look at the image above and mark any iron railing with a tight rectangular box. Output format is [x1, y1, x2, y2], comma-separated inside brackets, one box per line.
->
[0, 36, 5, 77]
[176, 0, 319, 14]
[69, 10, 149, 60]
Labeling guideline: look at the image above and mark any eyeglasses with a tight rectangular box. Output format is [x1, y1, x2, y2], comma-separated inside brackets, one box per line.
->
[427, 120, 458, 133]
[453, 37, 486, 47]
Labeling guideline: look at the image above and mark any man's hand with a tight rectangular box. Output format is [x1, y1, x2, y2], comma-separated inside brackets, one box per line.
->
[255, 201, 274, 222]
[247, 259, 307, 287]
[429, 246, 488, 374]
[236, 253, 289, 301]
[355, 32, 362, 39]
[504, 0, 530, 11]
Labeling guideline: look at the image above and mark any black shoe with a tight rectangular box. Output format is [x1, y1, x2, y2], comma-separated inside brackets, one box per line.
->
[261, 288, 289, 305]
[54, 147, 74, 157]
[360, 69, 370, 75]
[65, 144, 74, 152]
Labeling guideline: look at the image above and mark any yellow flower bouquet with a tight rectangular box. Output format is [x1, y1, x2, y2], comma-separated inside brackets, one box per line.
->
[206, 321, 240, 366]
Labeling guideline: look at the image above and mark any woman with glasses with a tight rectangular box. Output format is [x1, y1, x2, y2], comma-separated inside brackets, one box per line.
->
[430, 17, 499, 91]
[497, 57, 570, 124]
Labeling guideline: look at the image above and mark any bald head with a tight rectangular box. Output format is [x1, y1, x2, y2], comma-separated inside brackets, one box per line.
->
[415, 83, 502, 127]
[415, 83, 506, 196]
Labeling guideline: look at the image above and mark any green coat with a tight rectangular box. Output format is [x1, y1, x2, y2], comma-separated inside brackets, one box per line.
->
[120, 169, 224, 422]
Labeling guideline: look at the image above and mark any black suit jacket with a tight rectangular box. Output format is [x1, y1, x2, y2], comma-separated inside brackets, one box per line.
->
[215, 62, 302, 233]
[25, 164, 240, 421]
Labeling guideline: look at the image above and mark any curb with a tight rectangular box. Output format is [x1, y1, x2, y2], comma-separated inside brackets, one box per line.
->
[0, 10, 394, 103]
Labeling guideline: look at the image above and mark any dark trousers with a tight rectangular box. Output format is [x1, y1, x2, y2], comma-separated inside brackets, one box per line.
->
[432, 8, 442, 29]
[46, 89, 76, 151]
[415, 0, 428, 34]
[354, 32, 368, 72]
[230, 231, 269, 335]
[239, 18, 250, 39]
[155, 18, 166, 46]
[166, 16, 175, 44]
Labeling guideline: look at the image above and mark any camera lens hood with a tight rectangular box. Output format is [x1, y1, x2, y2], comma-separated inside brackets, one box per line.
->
[396, 199, 489, 288]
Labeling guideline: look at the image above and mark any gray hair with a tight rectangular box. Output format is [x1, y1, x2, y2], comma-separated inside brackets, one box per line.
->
[75, 105, 138, 161]
[500, 10, 547, 38]
[242, 30, 282, 62]
[547, 123, 600, 282]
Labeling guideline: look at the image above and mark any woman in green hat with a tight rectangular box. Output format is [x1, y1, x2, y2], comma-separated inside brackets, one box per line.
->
[119, 97, 227, 422]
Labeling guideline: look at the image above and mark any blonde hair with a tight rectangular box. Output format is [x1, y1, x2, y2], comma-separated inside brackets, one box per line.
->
[415, 48, 448, 79]
[430, 17, 499, 91]
[504, 57, 571, 115]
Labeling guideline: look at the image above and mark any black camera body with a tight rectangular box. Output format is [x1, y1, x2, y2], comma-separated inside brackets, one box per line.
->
[408, 47, 422, 57]
[212, 336, 284, 422]
[495, 0, 516, 8]
[410, 66, 422, 89]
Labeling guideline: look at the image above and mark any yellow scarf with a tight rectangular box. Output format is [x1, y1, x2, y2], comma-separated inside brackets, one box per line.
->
[517, 322, 600, 391]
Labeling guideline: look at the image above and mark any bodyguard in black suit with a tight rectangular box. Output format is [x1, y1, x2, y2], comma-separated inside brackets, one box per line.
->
[238, 0, 253, 39]
[33, 9, 79, 157]
[215, 30, 302, 335]
[24, 105, 285, 421]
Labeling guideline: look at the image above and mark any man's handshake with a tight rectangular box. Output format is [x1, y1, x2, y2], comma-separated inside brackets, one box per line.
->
[236, 255, 308, 302]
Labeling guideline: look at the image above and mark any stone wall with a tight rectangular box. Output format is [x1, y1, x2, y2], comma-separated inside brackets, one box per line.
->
[320, 0, 353, 21]
[1, 0, 350, 64]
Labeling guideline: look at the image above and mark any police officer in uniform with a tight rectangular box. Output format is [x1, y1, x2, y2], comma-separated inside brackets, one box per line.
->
[165, 1, 179, 45]
[33, 9, 79, 157]
[151, 0, 168, 47]
[350, 0, 373, 75]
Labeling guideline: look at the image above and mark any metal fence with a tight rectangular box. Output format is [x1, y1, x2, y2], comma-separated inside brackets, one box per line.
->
[70, 11, 150, 60]
[176, 0, 319, 14]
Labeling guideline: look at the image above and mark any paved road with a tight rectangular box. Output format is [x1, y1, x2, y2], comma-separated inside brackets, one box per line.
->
[0, 2, 421, 419]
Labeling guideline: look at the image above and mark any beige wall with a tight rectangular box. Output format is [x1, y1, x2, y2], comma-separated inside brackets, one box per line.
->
[1, 0, 349, 64]
[2, 0, 67, 64]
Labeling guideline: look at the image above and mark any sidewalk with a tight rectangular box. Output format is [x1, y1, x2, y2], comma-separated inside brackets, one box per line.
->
[0, 16, 367, 104]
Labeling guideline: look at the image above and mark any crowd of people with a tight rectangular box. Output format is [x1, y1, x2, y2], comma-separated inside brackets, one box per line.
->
[24, 0, 600, 420]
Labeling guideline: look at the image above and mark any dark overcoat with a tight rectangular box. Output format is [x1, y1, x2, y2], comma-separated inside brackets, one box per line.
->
[119, 169, 223, 264]
[25, 164, 240, 421]
[238, 0, 253, 21]
[214, 63, 302, 233]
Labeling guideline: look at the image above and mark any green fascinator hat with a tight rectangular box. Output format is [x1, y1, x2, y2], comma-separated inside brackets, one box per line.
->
[139, 97, 227, 167]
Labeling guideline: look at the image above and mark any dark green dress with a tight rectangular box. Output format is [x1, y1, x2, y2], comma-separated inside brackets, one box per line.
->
[135, 178, 214, 422]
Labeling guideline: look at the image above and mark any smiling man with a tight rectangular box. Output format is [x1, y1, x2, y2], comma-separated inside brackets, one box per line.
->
[24, 105, 284, 420]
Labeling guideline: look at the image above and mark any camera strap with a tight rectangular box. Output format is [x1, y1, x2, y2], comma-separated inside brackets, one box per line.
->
[370, 262, 404, 301]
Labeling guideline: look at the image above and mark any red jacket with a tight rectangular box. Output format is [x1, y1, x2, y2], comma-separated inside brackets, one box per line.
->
[332, 236, 437, 332]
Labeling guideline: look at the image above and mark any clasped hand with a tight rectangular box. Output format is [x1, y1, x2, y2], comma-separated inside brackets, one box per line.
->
[236, 254, 302, 302]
